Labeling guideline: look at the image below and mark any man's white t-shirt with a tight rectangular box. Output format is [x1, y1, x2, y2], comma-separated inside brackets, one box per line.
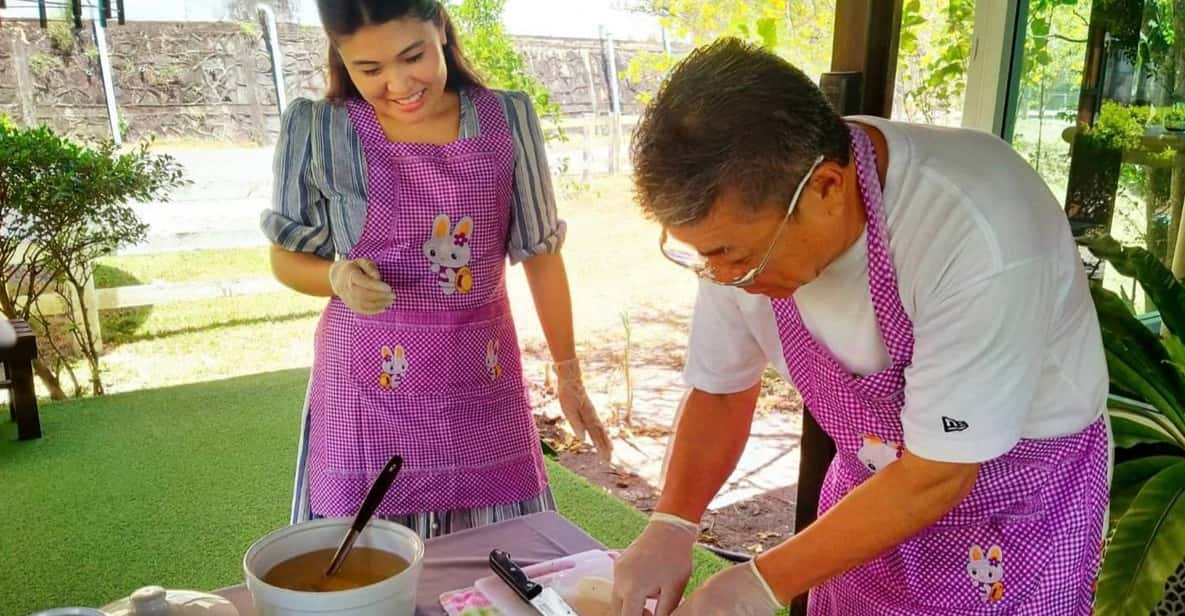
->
[683, 116, 1108, 464]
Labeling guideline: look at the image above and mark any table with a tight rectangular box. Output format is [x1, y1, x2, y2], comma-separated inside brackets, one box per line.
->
[215, 511, 605, 615]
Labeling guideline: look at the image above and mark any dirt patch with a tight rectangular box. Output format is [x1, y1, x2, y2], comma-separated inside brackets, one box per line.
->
[527, 348, 804, 557]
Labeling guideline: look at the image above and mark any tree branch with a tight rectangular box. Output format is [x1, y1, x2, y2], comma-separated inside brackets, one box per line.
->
[1031, 34, 1089, 44]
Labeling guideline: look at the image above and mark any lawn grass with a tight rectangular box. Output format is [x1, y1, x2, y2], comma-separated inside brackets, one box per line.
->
[0, 368, 724, 615]
[95, 248, 272, 288]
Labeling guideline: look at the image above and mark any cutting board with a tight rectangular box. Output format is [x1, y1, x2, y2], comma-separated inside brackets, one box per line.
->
[441, 549, 655, 616]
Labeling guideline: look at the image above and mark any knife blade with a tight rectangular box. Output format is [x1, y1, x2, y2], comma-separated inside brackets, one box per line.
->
[489, 549, 579, 616]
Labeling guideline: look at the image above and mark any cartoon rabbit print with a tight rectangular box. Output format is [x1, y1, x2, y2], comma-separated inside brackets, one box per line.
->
[486, 339, 502, 381]
[423, 214, 475, 295]
[968, 545, 1005, 603]
[379, 345, 409, 390]
[857, 434, 903, 472]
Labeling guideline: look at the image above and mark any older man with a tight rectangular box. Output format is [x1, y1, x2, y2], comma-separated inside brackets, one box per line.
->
[611, 39, 1110, 616]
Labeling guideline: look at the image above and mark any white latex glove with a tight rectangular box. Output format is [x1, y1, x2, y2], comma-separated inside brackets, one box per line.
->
[328, 258, 393, 315]
[612, 513, 698, 616]
[553, 358, 613, 461]
[670, 559, 784, 616]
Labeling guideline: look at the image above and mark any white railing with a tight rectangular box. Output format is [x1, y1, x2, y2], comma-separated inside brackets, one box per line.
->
[31, 275, 285, 316]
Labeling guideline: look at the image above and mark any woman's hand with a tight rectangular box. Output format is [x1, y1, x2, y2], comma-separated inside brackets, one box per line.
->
[554, 359, 613, 461]
[328, 258, 394, 314]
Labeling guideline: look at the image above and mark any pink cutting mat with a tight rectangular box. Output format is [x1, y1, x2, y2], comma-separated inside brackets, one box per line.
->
[440, 549, 656, 616]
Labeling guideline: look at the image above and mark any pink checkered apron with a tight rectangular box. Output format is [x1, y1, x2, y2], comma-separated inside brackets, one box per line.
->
[773, 126, 1109, 615]
[304, 88, 548, 517]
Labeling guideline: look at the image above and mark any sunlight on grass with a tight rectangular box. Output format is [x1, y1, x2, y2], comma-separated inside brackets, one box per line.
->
[96, 247, 272, 287]
[97, 292, 325, 393]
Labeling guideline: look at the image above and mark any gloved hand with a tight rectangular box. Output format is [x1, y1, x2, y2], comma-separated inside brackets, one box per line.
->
[553, 358, 613, 461]
[328, 258, 393, 315]
[612, 513, 698, 616]
[670, 559, 784, 616]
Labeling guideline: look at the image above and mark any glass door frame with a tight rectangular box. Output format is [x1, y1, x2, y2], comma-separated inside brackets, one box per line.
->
[961, 0, 1029, 140]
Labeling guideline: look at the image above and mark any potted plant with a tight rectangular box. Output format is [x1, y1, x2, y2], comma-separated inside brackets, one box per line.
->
[1084, 236, 1185, 616]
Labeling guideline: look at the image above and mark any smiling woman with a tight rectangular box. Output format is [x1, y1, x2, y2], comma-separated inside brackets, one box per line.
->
[318, 0, 484, 143]
[260, 0, 612, 544]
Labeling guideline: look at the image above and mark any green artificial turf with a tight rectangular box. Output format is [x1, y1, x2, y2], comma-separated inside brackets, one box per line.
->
[0, 369, 724, 615]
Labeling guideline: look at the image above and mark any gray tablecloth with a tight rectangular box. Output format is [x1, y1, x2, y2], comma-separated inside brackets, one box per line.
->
[216, 511, 605, 615]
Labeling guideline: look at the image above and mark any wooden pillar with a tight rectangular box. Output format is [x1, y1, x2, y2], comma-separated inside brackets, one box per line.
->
[829, 0, 904, 117]
[788, 3, 904, 613]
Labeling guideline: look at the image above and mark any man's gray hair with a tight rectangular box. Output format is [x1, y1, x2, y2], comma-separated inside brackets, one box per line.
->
[631, 38, 851, 227]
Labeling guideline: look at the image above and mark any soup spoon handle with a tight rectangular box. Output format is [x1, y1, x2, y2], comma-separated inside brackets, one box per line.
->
[325, 454, 404, 578]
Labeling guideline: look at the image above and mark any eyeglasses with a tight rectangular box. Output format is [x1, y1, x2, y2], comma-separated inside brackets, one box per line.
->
[659, 155, 825, 287]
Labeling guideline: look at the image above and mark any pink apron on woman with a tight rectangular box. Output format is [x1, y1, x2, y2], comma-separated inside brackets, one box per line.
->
[304, 88, 547, 517]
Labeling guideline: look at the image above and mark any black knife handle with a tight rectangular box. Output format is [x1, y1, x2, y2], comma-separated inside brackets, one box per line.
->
[489, 549, 542, 601]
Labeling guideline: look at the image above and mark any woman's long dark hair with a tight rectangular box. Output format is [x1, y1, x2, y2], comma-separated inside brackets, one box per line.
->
[317, 0, 485, 102]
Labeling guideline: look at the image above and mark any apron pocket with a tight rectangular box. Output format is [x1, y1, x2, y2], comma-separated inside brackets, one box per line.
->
[349, 313, 452, 396]
[347, 308, 529, 468]
[451, 384, 537, 469]
[347, 306, 520, 397]
[896, 508, 1050, 611]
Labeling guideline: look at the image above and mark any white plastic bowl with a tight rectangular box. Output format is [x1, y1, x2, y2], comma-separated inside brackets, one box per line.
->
[243, 518, 424, 616]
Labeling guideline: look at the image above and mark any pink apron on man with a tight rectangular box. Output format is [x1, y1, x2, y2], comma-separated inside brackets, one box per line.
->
[773, 127, 1109, 614]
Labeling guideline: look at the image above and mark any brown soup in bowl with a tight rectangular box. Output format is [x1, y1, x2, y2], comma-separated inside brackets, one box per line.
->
[262, 547, 409, 592]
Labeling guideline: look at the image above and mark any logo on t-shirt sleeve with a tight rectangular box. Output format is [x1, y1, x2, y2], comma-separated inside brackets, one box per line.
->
[942, 416, 970, 433]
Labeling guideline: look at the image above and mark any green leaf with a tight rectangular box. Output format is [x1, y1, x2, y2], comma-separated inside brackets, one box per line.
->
[1109, 457, 1183, 531]
[1031, 18, 1051, 37]
[1092, 285, 1185, 428]
[1104, 345, 1185, 437]
[902, 15, 926, 28]
[1086, 236, 1185, 340]
[445, 0, 559, 120]
[1165, 334, 1185, 372]
[1111, 412, 1184, 450]
[1097, 461, 1185, 615]
[756, 17, 777, 50]
[901, 0, 925, 29]
[1110, 394, 1185, 447]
